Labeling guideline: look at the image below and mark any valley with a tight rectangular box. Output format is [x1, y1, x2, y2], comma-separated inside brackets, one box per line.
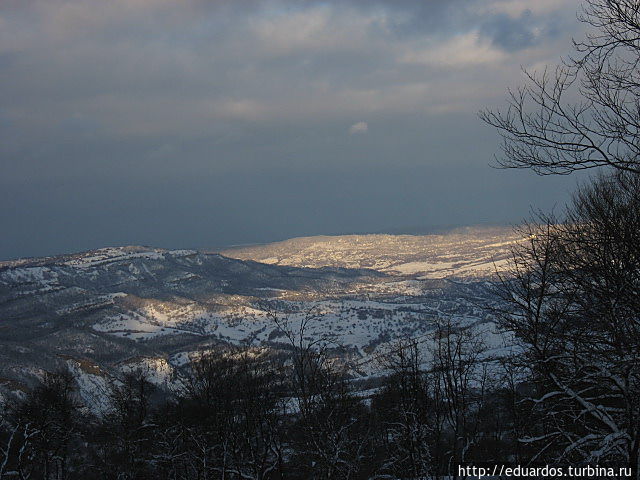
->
[0, 226, 519, 409]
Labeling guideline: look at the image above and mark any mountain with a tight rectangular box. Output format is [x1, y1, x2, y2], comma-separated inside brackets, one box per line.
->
[0, 227, 518, 410]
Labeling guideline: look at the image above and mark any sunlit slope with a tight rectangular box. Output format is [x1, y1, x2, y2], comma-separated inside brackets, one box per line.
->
[221, 226, 519, 279]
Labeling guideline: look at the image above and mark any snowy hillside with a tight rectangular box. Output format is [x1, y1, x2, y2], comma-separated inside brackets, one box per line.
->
[221, 226, 519, 279]
[0, 227, 518, 409]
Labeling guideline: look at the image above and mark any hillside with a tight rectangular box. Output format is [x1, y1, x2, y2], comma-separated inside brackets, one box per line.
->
[0, 228, 518, 409]
[221, 226, 519, 279]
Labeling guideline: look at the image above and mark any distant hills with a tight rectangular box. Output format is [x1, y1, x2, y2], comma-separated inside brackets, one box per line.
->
[0, 226, 517, 411]
[220, 226, 519, 278]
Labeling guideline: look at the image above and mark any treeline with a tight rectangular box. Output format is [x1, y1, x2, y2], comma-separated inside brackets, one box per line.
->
[0, 321, 514, 480]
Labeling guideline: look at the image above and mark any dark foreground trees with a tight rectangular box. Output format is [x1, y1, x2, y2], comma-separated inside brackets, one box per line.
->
[495, 171, 640, 474]
[479, 0, 640, 476]
[155, 349, 288, 479]
[0, 370, 82, 480]
[0, 333, 521, 480]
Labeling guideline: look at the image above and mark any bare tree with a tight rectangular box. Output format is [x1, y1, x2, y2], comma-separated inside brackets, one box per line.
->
[160, 346, 287, 480]
[480, 0, 640, 175]
[430, 319, 490, 477]
[481, 2, 640, 473]
[95, 369, 156, 479]
[267, 306, 372, 479]
[374, 339, 436, 479]
[496, 172, 640, 476]
[0, 420, 39, 480]
[10, 369, 80, 480]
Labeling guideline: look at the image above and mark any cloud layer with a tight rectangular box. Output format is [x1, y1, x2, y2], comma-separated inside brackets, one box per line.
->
[1, 0, 584, 259]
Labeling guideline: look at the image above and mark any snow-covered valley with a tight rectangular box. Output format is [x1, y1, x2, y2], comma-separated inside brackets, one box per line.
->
[0, 226, 518, 409]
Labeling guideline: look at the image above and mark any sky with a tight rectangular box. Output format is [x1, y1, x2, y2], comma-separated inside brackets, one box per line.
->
[1, 0, 587, 260]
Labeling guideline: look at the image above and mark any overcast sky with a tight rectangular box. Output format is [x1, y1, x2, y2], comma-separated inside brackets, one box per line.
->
[1, 0, 587, 260]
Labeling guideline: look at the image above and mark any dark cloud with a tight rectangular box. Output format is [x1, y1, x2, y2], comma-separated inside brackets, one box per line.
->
[368, 0, 468, 38]
[481, 11, 536, 51]
[0, 161, 578, 259]
[479, 9, 561, 52]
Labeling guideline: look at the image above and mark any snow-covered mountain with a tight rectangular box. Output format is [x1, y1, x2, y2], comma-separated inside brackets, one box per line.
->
[0, 227, 517, 409]
[221, 226, 519, 279]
